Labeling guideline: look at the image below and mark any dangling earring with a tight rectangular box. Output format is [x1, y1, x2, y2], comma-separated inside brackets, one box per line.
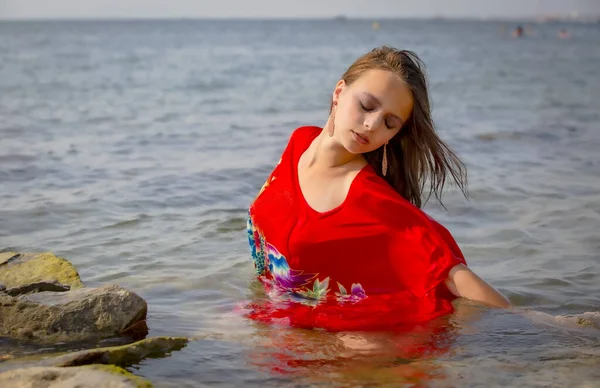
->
[382, 142, 388, 176]
[327, 102, 337, 137]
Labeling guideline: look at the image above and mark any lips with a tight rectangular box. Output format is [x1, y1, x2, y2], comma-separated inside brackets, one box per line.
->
[352, 130, 370, 145]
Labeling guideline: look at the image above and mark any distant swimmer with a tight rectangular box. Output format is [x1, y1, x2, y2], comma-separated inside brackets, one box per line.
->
[512, 25, 524, 38]
[558, 28, 571, 39]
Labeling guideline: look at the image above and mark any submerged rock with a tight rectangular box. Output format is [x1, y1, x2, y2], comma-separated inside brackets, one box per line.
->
[0, 336, 190, 387]
[0, 284, 148, 342]
[0, 252, 84, 289]
[0, 365, 153, 388]
[51, 336, 189, 368]
[1, 336, 190, 371]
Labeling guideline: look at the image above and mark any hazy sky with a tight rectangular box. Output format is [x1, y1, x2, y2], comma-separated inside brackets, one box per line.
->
[1, 0, 599, 20]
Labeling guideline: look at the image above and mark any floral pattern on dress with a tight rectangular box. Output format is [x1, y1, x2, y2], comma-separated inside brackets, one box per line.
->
[265, 242, 317, 289]
[335, 282, 367, 303]
[247, 213, 367, 306]
[247, 213, 266, 276]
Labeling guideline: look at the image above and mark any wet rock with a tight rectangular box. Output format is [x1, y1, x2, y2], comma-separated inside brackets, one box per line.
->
[0, 336, 189, 384]
[0, 284, 148, 343]
[0, 252, 84, 289]
[0, 365, 152, 388]
[0, 252, 171, 385]
[41, 336, 188, 368]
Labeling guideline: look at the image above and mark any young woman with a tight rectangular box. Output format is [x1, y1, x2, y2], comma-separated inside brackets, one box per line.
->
[246, 46, 510, 331]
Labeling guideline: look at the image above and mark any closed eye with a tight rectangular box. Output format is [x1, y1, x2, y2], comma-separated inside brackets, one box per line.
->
[359, 101, 373, 111]
[360, 101, 396, 129]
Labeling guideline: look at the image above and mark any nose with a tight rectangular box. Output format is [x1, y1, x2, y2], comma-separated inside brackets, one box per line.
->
[363, 113, 383, 131]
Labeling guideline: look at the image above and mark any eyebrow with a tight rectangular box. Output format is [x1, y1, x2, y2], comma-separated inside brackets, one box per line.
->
[363, 92, 405, 126]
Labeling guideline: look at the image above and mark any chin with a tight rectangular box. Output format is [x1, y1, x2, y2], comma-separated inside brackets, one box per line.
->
[342, 139, 370, 155]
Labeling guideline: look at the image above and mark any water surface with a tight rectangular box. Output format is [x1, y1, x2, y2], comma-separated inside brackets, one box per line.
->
[1, 19, 599, 387]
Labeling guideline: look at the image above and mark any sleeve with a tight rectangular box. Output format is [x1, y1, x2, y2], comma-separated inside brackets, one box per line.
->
[428, 217, 467, 266]
[267, 126, 313, 176]
[270, 126, 319, 176]
[252, 126, 314, 204]
[387, 208, 465, 298]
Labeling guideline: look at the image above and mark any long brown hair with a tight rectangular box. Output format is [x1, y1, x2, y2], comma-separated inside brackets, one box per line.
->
[340, 46, 468, 209]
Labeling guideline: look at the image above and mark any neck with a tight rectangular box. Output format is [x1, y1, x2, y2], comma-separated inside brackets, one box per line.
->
[306, 125, 362, 169]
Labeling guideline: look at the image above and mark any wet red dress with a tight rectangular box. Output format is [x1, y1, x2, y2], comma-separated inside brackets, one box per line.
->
[246, 126, 466, 331]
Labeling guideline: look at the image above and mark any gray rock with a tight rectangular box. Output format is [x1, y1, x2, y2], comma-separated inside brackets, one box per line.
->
[0, 284, 148, 343]
[0, 365, 152, 388]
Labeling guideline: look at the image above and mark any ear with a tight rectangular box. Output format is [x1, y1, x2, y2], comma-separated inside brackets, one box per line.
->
[332, 79, 346, 104]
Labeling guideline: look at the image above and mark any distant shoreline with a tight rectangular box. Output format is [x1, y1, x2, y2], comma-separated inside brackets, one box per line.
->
[0, 16, 598, 23]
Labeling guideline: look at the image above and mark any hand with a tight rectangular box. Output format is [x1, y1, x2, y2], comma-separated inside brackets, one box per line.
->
[516, 309, 600, 331]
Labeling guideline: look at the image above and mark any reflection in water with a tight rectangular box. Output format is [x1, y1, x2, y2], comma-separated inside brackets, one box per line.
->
[245, 313, 463, 386]
[234, 276, 491, 385]
[237, 301, 599, 387]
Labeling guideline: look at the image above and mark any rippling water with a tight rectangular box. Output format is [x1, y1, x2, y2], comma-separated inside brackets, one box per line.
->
[1, 19, 599, 387]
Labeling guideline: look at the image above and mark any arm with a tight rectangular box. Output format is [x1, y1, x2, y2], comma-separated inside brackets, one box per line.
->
[445, 264, 512, 308]
[445, 264, 599, 331]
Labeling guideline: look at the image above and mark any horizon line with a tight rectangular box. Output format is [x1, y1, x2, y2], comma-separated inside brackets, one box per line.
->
[0, 15, 594, 23]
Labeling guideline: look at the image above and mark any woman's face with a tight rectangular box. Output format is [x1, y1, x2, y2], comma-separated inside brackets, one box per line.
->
[332, 69, 414, 154]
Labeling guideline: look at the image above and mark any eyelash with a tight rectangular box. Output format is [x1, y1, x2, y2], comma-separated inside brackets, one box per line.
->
[359, 101, 395, 129]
